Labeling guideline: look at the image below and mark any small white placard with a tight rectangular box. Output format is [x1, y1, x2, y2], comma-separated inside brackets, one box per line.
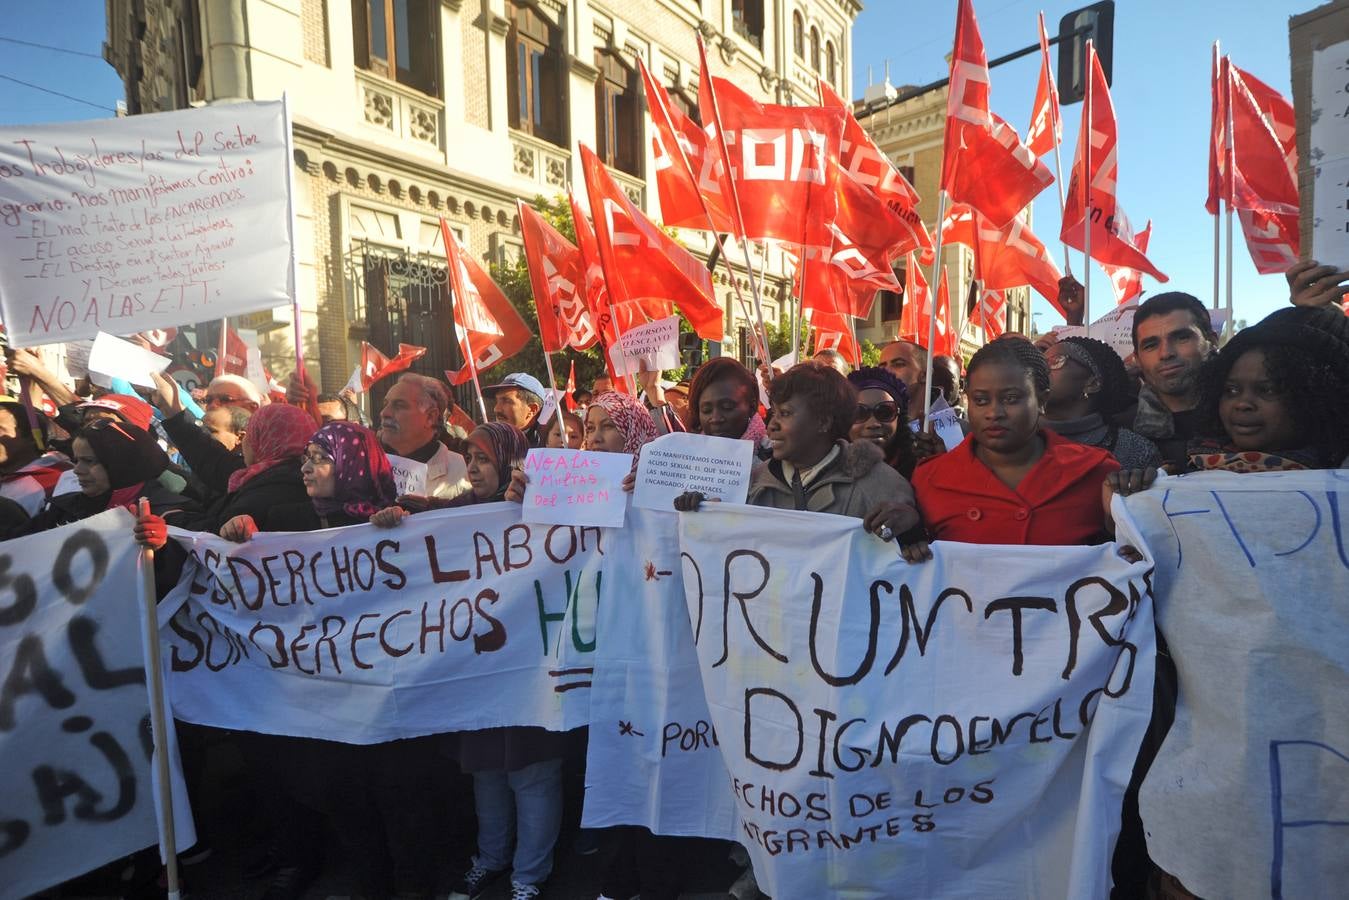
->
[910, 395, 964, 451]
[86, 331, 170, 388]
[608, 316, 681, 376]
[521, 448, 631, 527]
[633, 432, 754, 511]
[386, 454, 429, 497]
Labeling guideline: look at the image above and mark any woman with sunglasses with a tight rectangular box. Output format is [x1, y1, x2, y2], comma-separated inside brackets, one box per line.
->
[1043, 336, 1162, 471]
[847, 367, 919, 479]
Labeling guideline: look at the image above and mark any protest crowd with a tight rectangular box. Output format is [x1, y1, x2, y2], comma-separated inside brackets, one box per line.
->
[3, 1, 1348, 899]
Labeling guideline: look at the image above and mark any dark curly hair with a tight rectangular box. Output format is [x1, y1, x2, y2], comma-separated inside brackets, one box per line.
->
[687, 356, 759, 434]
[1058, 336, 1136, 417]
[1195, 313, 1349, 467]
[769, 363, 858, 444]
[966, 338, 1051, 402]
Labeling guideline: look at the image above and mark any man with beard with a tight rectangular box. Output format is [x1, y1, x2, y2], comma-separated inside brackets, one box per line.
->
[1129, 293, 1218, 471]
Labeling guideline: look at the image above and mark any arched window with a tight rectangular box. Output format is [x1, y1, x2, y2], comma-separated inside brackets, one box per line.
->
[506, 1, 565, 146]
[809, 27, 820, 71]
[595, 50, 642, 176]
[792, 12, 804, 58]
[353, 0, 440, 96]
[826, 41, 836, 86]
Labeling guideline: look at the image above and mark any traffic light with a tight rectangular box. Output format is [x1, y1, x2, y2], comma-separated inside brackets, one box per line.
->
[1057, 1, 1114, 105]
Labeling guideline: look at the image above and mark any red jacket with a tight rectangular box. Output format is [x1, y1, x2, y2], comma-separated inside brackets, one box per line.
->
[911, 429, 1121, 546]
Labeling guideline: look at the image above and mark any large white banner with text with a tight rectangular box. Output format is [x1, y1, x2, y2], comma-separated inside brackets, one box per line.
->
[161, 503, 599, 742]
[1, 510, 192, 900]
[0, 101, 292, 346]
[678, 506, 1156, 900]
[1119, 472, 1349, 900]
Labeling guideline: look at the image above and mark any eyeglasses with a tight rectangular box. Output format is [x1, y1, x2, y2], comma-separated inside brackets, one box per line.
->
[854, 401, 900, 424]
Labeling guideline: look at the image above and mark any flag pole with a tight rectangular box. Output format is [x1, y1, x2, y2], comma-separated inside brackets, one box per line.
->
[1223, 54, 1236, 340]
[137, 498, 182, 900]
[541, 350, 567, 445]
[923, 191, 949, 427]
[698, 35, 772, 363]
[1082, 41, 1094, 340]
[1041, 11, 1072, 276]
[1212, 42, 1223, 312]
[281, 93, 304, 373]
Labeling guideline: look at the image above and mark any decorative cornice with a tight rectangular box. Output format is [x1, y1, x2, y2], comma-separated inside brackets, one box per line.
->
[569, 54, 600, 82]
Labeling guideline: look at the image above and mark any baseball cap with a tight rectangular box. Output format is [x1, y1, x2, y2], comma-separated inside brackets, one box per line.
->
[483, 372, 547, 400]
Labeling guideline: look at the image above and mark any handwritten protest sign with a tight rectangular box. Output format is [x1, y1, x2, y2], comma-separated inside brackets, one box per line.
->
[1312, 41, 1349, 268]
[521, 448, 631, 528]
[633, 432, 753, 511]
[582, 506, 737, 838]
[609, 316, 680, 377]
[160, 503, 598, 742]
[0, 101, 292, 346]
[909, 395, 964, 451]
[677, 506, 1155, 899]
[385, 454, 429, 497]
[1116, 472, 1349, 899]
[2, 510, 194, 900]
[86, 331, 171, 388]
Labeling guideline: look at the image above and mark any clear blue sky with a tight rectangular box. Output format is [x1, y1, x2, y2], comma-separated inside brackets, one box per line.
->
[851, 0, 1313, 331]
[0, 1, 1312, 332]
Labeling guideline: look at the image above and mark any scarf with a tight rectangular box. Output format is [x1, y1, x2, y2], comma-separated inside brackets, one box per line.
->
[1186, 437, 1320, 473]
[75, 419, 171, 513]
[592, 391, 659, 455]
[467, 423, 530, 501]
[309, 421, 396, 519]
[741, 412, 768, 445]
[227, 404, 315, 493]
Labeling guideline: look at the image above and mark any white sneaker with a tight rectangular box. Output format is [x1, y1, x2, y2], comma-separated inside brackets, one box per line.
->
[511, 881, 541, 900]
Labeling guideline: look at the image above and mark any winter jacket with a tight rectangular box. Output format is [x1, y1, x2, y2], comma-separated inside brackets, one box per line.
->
[746, 439, 916, 519]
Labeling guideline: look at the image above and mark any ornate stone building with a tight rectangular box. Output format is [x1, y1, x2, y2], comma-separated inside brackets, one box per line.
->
[854, 80, 1035, 354]
[104, 0, 861, 389]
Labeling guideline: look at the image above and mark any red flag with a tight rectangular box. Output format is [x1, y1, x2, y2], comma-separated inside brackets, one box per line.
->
[568, 194, 634, 393]
[819, 78, 920, 210]
[1025, 12, 1061, 158]
[1227, 63, 1299, 273]
[932, 269, 956, 358]
[564, 360, 577, 412]
[218, 325, 248, 376]
[699, 41, 845, 249]
[1103, 220, 1152, 306]
[579, 143, 724, 342]
[1206, 47, 1230, 215]
[518, 201, 599, 352]
[352, 341, 427, 392]
[941, 0, 1053, 227]
[970, 288, 1007, 339]
[941, 202, 1064, 315]
[810, 309, 861, 366]
[638, 58, 737, 232]
[1060, 43, 1168, 282]
[898, 253, 930, 344]
[440, 218, 531, 385]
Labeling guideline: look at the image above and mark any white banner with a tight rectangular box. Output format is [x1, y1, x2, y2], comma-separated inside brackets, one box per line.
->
[0, 101, 292, 346]
[1117, 471, 1349, 900]
[678, 506, 1155, 900]
[1, 510, 193, 900]
[161, 503, 599, 743]
[582, 507, 736, 837]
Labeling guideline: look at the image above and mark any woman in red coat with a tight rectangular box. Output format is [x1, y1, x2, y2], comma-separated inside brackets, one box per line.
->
[905, 339, 1151, 558]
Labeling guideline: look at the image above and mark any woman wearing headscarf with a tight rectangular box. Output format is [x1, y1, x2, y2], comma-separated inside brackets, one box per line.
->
[847, 366, 919, 480]
[1187, 305, 1349, 472]
[215, 422, 434, 900]
[1043, 336, 1162, 471]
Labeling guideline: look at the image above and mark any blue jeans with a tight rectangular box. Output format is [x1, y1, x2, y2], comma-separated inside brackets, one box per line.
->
[472, 758, 563, 886]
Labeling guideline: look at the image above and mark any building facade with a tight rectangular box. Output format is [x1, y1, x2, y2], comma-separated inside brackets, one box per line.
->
[104, 0, 861, 390]
[854, 81, 1035, 355]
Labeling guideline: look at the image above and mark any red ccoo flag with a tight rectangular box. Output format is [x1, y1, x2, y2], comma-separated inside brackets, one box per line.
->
[347, 341, 427, 393]
[810, 309, 861, 367]
[1227, 63, 1300, 273]
[563, 359, 577, 412]
[1025, 12, 1061, 158]
[941, 0, 1053, 228]
[699, 40, 845, 250]
[440, 219, 531, 385]
[1060, 43, 1168, 282]
[579, 144, 723, 342]
[638, 57, 737, 233]
[518, 201, 599, 352]
[898, 253, 930, 345]
[568, 194, 636, 393]
[1206, 47, 1231, 216]
[1103, 220, 1152, 306]
[941, 202, 1065, 316]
